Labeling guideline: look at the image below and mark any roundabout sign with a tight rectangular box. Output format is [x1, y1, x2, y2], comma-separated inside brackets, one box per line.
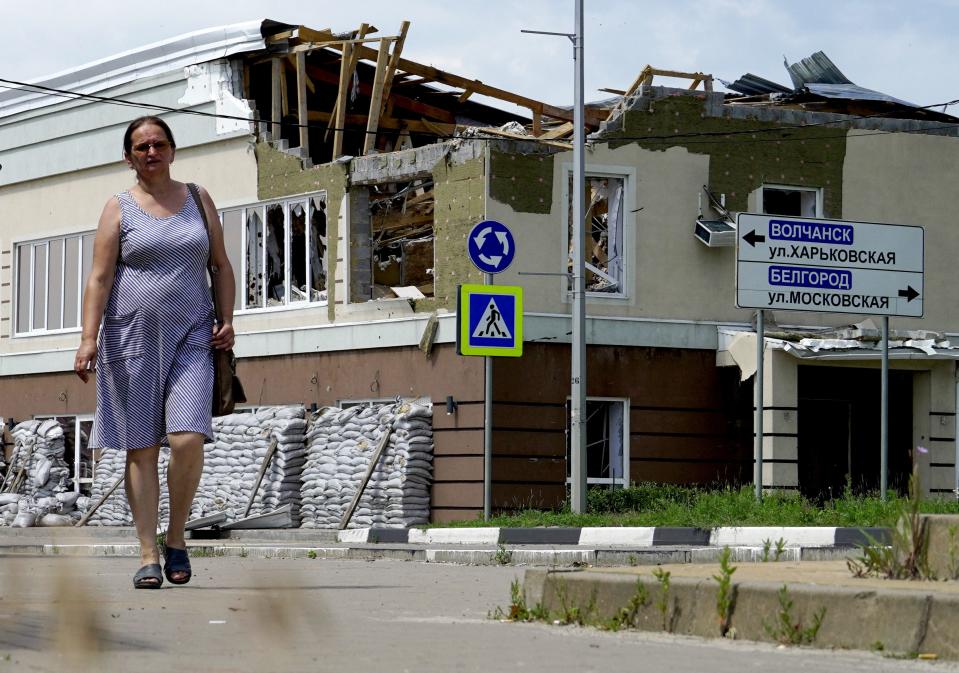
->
[467, 220, 515, 274]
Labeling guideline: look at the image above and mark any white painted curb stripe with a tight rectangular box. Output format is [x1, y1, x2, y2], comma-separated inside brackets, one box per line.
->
[709, 526, 838, 547]
[337, 529, 371, 543]
[409, 528, 501, 545]
[577, 527, 656, 546]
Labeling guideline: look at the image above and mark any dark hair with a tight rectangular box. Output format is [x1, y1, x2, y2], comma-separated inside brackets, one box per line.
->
[123, 116, 176, 155]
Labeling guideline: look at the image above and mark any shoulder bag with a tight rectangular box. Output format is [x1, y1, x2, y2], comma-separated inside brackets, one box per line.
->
[187, 183, 247, 416]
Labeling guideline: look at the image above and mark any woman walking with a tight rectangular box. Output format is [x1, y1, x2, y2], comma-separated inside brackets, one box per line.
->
[74, 116, 236, 589]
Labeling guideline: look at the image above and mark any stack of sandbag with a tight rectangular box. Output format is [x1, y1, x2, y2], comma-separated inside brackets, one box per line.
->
[299, 398, 433, 529]
[0, 491, 82, 527]
[0, 419, 85, 527]
[6, 419, 71, 499]
[83, 447, 140, 526]
[189, 406, 307, 525]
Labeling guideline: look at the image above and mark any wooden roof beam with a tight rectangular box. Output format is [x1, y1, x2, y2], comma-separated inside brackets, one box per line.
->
[363, 38, 392, 154]
[305, 63, 456, 122]
[307, 110, 459, 136]
[335, 41, 602, 126]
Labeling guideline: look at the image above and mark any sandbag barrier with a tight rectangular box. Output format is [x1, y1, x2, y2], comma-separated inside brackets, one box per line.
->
[0, 400, 434, 529]
[0, 419, 79, 527]
[299, 398, 433, 529]
[190, 406, 308, 525]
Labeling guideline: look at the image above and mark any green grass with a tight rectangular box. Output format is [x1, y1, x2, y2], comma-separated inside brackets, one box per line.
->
[429, 483, 959, 529]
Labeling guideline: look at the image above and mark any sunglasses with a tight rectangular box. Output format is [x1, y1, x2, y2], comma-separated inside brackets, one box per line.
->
[131, 140, 172, 154]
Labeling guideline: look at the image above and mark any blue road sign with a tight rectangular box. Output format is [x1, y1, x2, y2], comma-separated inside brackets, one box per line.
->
[467, 220, 515, 274]
[457, 284, 523, 357]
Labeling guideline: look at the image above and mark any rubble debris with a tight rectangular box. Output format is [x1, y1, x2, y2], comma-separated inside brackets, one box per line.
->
[568, 176, 625, 293]
[370, 178, 435, 298]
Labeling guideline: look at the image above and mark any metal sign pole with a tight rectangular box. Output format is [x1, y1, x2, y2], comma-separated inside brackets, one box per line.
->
[881, 315, 889, 500]
[754, 310, 764, 500]
[484, 271, 493, 520]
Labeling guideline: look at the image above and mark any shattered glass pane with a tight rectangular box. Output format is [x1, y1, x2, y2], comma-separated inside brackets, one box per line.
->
[290, 201, 307, 303]
[245, 207, 264, 308]
[309, 196, 328, 301]
[568, 175, 625, 294]
[266, 204, 285, 305]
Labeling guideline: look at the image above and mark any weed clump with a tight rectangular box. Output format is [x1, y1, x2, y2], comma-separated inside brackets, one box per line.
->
[848, 466, 934, 580]
[762, 585, 826, 645]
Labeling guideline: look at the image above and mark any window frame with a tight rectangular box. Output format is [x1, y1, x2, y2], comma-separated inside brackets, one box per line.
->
[565, 396, 631, 487]
[12, 231, 93, 338]
[759, 183, 823, 218]
[561, 163, 635, 301]
[32, 414, 95, 495]
[222, 189, 329, 315]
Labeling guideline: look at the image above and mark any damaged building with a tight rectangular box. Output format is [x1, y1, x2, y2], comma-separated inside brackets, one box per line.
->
[1, 19, 959, 521]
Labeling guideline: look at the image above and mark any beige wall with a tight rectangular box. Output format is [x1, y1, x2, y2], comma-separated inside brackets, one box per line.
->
[842, 130, 959, 332]
[0, 137, 257, 353]
[489, 130, 959, 334]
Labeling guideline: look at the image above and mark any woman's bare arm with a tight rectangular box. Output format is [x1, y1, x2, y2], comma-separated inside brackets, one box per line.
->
[74, 198, 121, 381]
[197, 185, 236, 350]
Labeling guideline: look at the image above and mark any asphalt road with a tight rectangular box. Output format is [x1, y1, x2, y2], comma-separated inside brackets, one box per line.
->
[0, 556, 956, 673]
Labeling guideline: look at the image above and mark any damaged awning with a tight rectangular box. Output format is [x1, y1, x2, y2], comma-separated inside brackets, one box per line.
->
[719, 327, 959, 381]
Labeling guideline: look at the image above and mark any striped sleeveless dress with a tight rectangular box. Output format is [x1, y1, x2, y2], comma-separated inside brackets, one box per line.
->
[88, 187, 214, 450]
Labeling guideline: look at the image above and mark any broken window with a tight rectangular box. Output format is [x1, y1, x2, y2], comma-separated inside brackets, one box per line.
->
[222, 191, 328, 311]
[568, 175, 626, 295]
[33, 415, 96, 496]
[761, 185, 821, 218]
[566, 398, 630, 487]
[14, 232, 94, 335]
[369, 179, 434, 300]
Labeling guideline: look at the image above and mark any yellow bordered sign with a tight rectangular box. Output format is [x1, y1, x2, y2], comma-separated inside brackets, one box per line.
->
[457, 284, 523, 357]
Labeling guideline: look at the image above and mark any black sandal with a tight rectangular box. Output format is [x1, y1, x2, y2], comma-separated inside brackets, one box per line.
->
[164, 546, 192, 585]
[133, 563, 163, 589]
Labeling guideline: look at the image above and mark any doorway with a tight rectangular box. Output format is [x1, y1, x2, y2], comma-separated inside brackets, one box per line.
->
[797, 366, 913, 499]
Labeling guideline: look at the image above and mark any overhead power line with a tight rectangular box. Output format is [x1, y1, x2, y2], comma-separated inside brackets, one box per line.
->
[0, 76, 956, 149]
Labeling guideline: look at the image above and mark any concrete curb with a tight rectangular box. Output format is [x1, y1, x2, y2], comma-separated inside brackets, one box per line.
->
[0, 542, 858, 566]
[523, 568, 959, 659]
[0, 525, 891, 547]
[353, 526, 891, 547]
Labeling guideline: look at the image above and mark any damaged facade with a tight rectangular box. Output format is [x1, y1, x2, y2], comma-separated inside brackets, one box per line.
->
[2, 20, 959, 521]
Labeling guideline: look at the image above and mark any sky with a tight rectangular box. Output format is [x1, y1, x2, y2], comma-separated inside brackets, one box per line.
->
[1, 0, 957, 114]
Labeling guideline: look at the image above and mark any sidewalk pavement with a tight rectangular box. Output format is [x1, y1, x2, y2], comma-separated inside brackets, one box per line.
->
[5, 524, 958, 660]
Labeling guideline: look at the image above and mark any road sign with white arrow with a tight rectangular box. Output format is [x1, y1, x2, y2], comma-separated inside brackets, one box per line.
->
[467, 220, 516, 274]
[736, 213, 924, 317]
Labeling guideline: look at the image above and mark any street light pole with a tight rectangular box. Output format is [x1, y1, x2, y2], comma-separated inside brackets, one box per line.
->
[522, 0, 587, 513]
[569, 0, 587, 514]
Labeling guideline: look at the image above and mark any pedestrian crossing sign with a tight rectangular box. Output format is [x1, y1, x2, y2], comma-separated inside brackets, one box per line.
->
[457, 284, 523, 357]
